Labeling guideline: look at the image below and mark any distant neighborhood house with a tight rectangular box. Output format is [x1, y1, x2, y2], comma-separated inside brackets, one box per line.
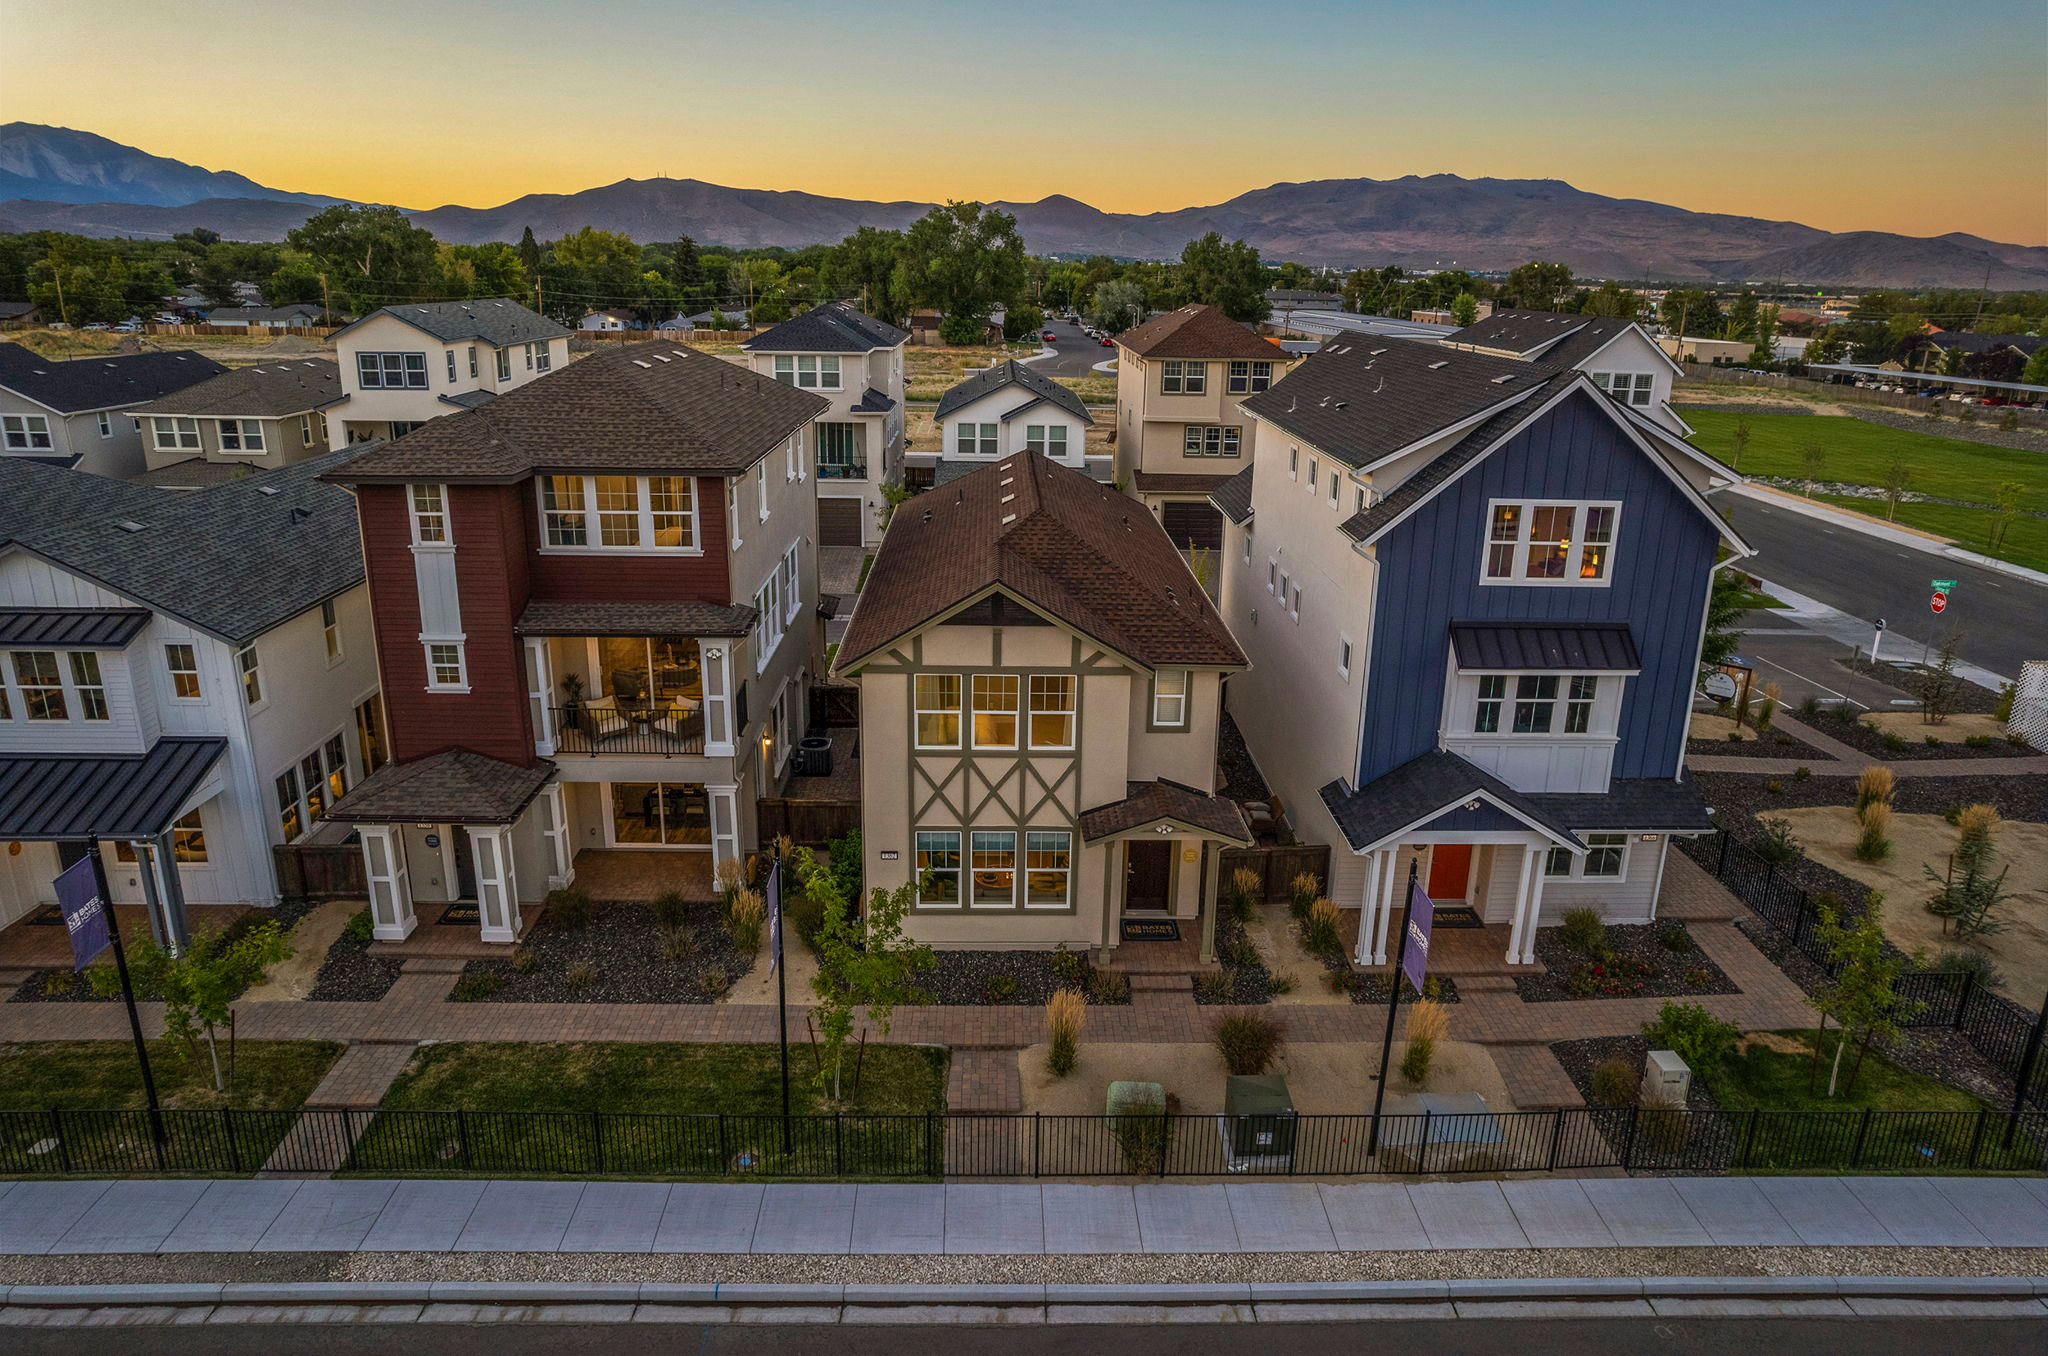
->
[0, 342, 229, 479]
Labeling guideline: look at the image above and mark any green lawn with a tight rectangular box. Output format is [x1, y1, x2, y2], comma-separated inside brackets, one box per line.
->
[1814, 493, 2048, 574]
[1686, 409, 2048, 513]
[0, 1039, 343, 1113]
[1705, 1030, 1982, 1115]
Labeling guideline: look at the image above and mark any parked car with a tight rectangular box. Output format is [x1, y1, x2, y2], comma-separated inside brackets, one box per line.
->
[82, 322, 110, 331]
[1099, 336, 1113, 347]
[1042, 330, 1057, 342]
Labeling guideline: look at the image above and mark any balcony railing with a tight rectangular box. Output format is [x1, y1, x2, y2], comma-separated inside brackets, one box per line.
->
[546, 704, 705, 756]
[816, 461, 869, 481]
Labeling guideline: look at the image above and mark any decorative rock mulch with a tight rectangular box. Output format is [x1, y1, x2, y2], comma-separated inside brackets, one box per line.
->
[1513, 921, 1739, 1003]
[1801, 710, 2033, 761]
[1216, 712, 1270, 803]
[306, 919, 404, 1002]
[1194, 913, 1272, 1004]
[1693, 770, 2048, 849]
[1550, 1033, 1735, 1176]
[1838, 653, 2002, 715]
[451, 900, 752, 1004]
[920, 946, 1129, 1006]
[1685, 729, 1832, 762]
[1305, 940, 1461, 1006]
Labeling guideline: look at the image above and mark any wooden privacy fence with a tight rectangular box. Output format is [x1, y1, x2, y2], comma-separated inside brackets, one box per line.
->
[575, 328, 760, 345]
[1217, 844, 1331, 903]
[272, 842, 366, 902]
[808, 683, 860, 728]
[757, 798, 861, 847]
[144, 323, 340, 338]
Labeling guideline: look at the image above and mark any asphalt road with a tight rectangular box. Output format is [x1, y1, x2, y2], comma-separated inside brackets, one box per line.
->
[25, 1314, 2047, 1354]
[1026, 314, 1115, 378]
[1726, 496, 2047, 680]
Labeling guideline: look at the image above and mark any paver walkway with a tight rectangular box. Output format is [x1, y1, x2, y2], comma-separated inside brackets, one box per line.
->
[4, 1175, 2044, 1256]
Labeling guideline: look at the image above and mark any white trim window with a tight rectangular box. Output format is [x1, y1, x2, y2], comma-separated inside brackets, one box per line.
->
[218, 419, 265, 454]
[236, 644, 263, 707]
[1548, 834, 1629, 879]
[781, 542, 801, 624]
[1592, 371, 1654, 407]
[773, 355, 841, 389]
[164, 643, 202, 700]
[1474, 673, 1603, 735]
[816, 422, 860, 478]
[1226, 361, 1272, 394]
[1151, 668, 1189, 727]
[468, 346, 479, 378]
[424, 641, 468, 691]
[915, 830, 961, 907]
[1328, 473, 1340, 507]
[1182, 425, 1241, 457]
[495, 348, 512, 381]
[1483, 500, 1620, 585]
[322, 599, 343, 663]
[538, 475, 697, 551]
[756, 462, 770, 522]
[1161, 360, 1205, 395]
[276, 767, 304, 844]
[150, 416, 200, 452]
[971, 674, 1019, 749]
[2, 414, 51, 450]
[96, 411, 112, 437]
[408, 484, 449, 545]
[534, 342, 552, 373]
[524, 343, 534, 371]
[1026, 831, 1071, 908]
[954, 422, 997, 456]
[356, 352, 428, 390]
[969, 830, 1016, 908]
[446, 350, 458, 382]
[1308, 459, 1318, 493]
[753, 571, 785, 674]
[1024, 424, 1068, 458]
[913, 674, 962, 748]
[1027, 674, 1075, 749]
[1337, 637, 1353, 678]
[300, 414, 314, 446]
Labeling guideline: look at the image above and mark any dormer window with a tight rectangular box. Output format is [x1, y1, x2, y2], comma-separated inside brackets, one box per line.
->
[773, 355, 841, 390]
[1483, 501, 1619, 585]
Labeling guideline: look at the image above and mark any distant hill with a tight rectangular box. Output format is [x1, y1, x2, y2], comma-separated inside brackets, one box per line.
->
[2, 123, 2042, 290]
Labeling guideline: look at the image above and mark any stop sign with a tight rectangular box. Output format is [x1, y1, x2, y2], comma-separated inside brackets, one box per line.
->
[1931, 590, 1948, 613]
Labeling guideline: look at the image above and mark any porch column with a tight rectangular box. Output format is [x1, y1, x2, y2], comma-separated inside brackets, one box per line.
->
[1198, 842, 1221, 966]
[129, 840, 168, 949]
[538, 782, 573, 889]
[468, 823, 521, 944]
[526, 638, 556, 755]
[700, 642, 735, 757]
[1505, 844, 1539, 965]
[359, 825, 416, 941]
[1353, 849, 1381, 966]
[150, 829, 191, 952]
[1520, 850, 1550, 964]
[1372, 847, 1399, 965]
[706, 784, 741, 875]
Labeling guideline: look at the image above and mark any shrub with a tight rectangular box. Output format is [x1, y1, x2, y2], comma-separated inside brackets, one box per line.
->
[984, 974, 1019, 1002]
[1725, 731, 1745, 743]
[1995, 681, 2018, 724]
[1289, 871, 1322, 919]
[1088, 969, 1130, 1004]
[1658, 923, 1692, 953]
[1559, 907, 1607, 955]
[43, 970, 75, 996]
[1798, 696, 1821, 719]
[1213, 1012, 1287, 1074]
[696, 970, 729, 998]
[545, 885, 593, 931]
[1590, 1056, 1638, 1106]
[565, 961, 598, 990]
[1110, 1090, 1176, 1174]
[653, 890, 690, 930]
[1925, 734, 1941, 746]
[1754, 680, 1780, 732]
[1194, 971, 1233, 1001]
[342, 909, 375, 944]
[452, 971, 501, 1002]
[1399, 998, 1447, 1086]
[1754, 817, 1803, 865]
[1226, 867, 1261, 924]
[1964, 734, 1993, 749]
[1323, 968, 1363, 995]
[511, 946, 538, 974]
[726, 887, 765, 953]
[1854, 802, 1893, 862]
[1301, 898, 1342, 956]
[1223, 932, 1263, 971]
[1943, 804, 1965, 826]
[1794, 766, 1812, 780]
[1641, 1001, 1740, 1075]
[1932, 947, 2004, 994]
[1683, 967, 1713, 988]
[1050, 941, 1086, 989]
[1422, 975, 1443, 1002]
[1045, 989, 1085, 1077]
[1267, 972, 1296, 995]
[1881, 731, 1908, 752]
[714, 856, 749, 910]
[1763, 779, 1783, 794]
[656, 924, 696, 965]
[1855, 765, 1895, 814]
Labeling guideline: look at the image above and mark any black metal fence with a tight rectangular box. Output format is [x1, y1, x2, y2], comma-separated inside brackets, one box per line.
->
[1684, 831, 2048, 1104]
[3, 1105, 2044, 1179]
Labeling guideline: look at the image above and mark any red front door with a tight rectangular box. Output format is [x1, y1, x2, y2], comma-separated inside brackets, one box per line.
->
[1426, 845, 1473, 902]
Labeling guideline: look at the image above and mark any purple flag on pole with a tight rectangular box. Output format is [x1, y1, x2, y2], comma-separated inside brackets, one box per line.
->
[766, 860, 782, 975]
[1401, 878, 1433, 996]
[54, 856, 111, 971]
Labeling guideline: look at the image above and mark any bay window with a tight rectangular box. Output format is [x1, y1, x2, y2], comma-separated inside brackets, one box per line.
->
[1483, 501, 1620, 584]
[1472, 673, 1603, 735]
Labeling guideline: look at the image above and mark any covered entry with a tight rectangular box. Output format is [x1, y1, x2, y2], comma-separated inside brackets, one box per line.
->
[1080, 778, 1251, 964]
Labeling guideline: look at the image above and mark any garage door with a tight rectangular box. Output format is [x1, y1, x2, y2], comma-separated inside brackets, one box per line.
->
[818, 497, 864, 547]
[1159, 500, 1222, 552]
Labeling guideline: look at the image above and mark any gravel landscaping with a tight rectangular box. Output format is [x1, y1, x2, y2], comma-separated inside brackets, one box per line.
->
[1550, 1033, 1737, 1173]
[1195, 912, 1272, 1004]
[921, 946, 1129, 1006]
[1838, 652, 2004, 714]
[1685, 728, 1832, 762]
[452, 900, 752, 1004]
[1216, 711, 1269, 803]
[1514, 921, 1738, 1003]
[1798, 708, 2032, 761]
[6, 895, 321, 1004]
[306, 914, 404, 1002]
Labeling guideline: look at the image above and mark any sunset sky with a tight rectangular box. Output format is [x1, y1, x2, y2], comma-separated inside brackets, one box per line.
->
[5, 0, 2044, 245]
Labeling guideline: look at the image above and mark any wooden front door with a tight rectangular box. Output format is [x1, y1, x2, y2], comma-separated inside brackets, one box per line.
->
[1124, 839, 1172, 912]
[1426, 844, 1473, 902]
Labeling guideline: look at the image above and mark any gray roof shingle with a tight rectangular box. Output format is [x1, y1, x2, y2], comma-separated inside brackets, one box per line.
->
[329, 297, 567, 348]
[326, 749, 556, 825]
[851, 387, 898, 414]
[743, 302, 909, 353]
[1209, 465, 1255, 526]
[933, 360, 1093, 424]
[1450, 621, 1641, 672]
[1444, 309, 1641, 367]
[0, 342, 228, 414]
[129, 359, 342, 418]
[1319, 751, 1584, 852]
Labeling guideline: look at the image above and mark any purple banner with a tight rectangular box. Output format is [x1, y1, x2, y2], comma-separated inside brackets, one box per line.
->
[766, 860, 782, 975]
[1401, 878, 1433, 996]
[54, 855, 110, 971]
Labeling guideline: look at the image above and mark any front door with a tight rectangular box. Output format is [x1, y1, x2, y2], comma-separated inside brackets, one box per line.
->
[450, 829, 478, 900]
[1427, 844, 1473, 903]
[1124, 839, 1172, 912]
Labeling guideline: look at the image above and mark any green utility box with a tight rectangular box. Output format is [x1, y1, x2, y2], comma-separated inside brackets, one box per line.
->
[1224, 1074, 1296, 1159]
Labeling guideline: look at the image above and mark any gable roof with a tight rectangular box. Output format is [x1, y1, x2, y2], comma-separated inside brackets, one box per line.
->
[1115, 304, 1290, 361]
[1244, 337, 1562, 473]
[1321, 751, 1585, 853]
[0, 447, 365, 645]
[1080, 780, 1251, 843]
[201, 304, 327, 324]
[933, 359, 1092, 424]
[327, 297, 566, 348]
[325, 343, 829, 483]
[1918, 331, 2047, 356]
[1209, 465, 1255, 526]
[743, 302, 909, 354]
[129, 359, 343, 418]
[837, 453, 1244, 672]
[0, 342, 228, 414]
[1445, 308, 1676, 373]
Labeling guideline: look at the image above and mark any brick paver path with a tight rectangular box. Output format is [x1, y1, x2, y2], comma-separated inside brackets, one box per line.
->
[1491, 1044, 1585, 1110]
[306, 1042, 420, 1109]
[947, 1049, 1024, 1113]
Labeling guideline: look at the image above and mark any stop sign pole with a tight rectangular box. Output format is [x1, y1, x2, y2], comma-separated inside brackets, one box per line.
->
[1931, 577, 1955, 615]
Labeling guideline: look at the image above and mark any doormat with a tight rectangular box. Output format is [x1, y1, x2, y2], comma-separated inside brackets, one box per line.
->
[1430, 905, 1484, 929]
[1120, 919, 1181, 942]
[437, 903, 481, 925]
[25, 905, 63, 926]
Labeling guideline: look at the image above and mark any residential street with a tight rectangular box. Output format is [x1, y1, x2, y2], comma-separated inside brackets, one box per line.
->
[1026, 314, 1114, 378]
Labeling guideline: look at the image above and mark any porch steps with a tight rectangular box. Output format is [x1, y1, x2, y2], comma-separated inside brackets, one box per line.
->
[1127, 971, 1192, 995]
[0, 966, 38, 990]
[401, 956, 470, 975]
[1455, 974, 1521, 994]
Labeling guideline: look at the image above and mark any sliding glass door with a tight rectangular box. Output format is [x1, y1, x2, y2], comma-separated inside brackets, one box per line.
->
[607, 781, 712, 847]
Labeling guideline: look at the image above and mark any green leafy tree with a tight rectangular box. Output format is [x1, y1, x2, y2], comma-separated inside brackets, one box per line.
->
[1176, 232, 1270, 322]
[1002, 301, 1045, 340]
[1725, 290, 1760, 342]
[1660, 288, 1720, 334]
[1809, 897, 1919, 1098]
[1581, 281, 1640, 319]
[438, 242, 530, 302]
[263, 252, 326, 310]
[1450, 292, 1479, 327]
[546, 226, 645, 319]
[1698, 562, 1750, 678]
[2021, 346, 2048, 387]
[899, 201, 1027, 338]
[802, 853, 935, 1103]
[1881, 457, 1911, 521]
[286, 204, 441, 313]
[1500, 261, 1574, 312]
[1087, 277, 1147, 334]
[194, 254, 244, 309]
[1802, 330, 1848, 365]
[100, 922, 293, 1093]
[826, 225, 909, 323]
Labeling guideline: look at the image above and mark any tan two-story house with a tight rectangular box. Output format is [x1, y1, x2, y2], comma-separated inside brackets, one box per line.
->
[130, 359, 342, 486]
[836, 453, 1249, 961]
[324, 298, 570, 448]
[1112, 305, 1299, 552]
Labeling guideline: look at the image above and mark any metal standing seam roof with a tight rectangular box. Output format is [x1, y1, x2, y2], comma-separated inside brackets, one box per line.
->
[0, 737, 227, 840]
[1449, 622, 1642, 672]
[0, 608, 153, 649]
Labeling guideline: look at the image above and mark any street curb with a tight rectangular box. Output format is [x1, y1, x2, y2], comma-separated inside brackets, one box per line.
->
[3, 1276, 2044, 1309]
[1731, 482, 2048, 587]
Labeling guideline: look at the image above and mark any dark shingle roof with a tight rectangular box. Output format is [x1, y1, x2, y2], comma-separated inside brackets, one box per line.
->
[1444, 309, 1642, 368]
[1527, 778, 1712, 833]
[1133, 470, 1235, 495]
[201, 304, 327, 325]
[131, 459, 249, 489]
[326, 343, 830, 482]
[743, 302, 908, 354]
[933, 360, 1092, 424]
[438, 389, 497, 410]
[1079, 780, 1251, 843]
[1115, 305, 1291, 361]
[516, 599, 758, 638]
[1209, 465, 1255, 526]
[1450, 621, 1641, 672]
[1243, 338, 1561, 473]
[838, 454, 1244, 672]
[1919, 331, 2048, 356]
[851, 387, 897, 414]
[1319, 752, 1583, 852]
[0, 737, 227, 840]
[0, 448, 365, 645]
[330, 297, 566, 348]
[0, 608, 152, 648]
[0, 302, 38, 319]
[130, 359, 341, 418]
[0, 342, 228, 414]
[326, 750, 556, 825]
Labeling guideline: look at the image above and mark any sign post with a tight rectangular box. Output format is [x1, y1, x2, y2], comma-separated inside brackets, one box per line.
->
[1869, 617, 1886, 665]
[766, 859, 792, 1154]
[58, 841, 164, 1154]
[1367, 863, 1433, 1156]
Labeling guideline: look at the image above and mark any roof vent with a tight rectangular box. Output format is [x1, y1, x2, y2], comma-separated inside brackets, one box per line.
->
[115, 520, 148, 533]
[1001, 513, 1016, 525]
[632, 359, 652, 368]
[289, 507, 313, 524]
[1428, 360, 1448, 369]
[1490, 374, 1516, 384]
[652, 353, 671, 362]
[921, 509, 932, 524]
[1334, 400, 1347, 409]
[1370, 348, 1387, 355]
[1000, 493, 1015, 504]
[258, 486, 280, 496]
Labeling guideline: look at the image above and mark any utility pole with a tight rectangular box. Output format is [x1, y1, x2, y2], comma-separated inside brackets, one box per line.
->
[53, 268, 69, 327]
[318, 272, 333, 326]
[1676, 300, 1690, 366]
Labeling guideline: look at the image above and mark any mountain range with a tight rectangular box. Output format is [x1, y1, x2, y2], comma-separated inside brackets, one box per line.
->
[3, 122, 2044, 290]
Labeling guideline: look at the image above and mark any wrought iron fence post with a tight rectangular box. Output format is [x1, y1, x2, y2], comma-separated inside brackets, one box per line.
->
[49, 1108, 70, 1175]
[1717, 830, 1730, 877]
[1849, 1107, 1872, 1167]
[1967, 1107, 1989, 1168]
[1159, 1109, 1169, 1177]
[222, 1108, 239, 1174]
[458, 1109, 472, 1170]
[1622, 1105, 1641, 1171]
[1953, 971, 1977, 1030]
[1033, 1112, 1041, 1178]
[1740, 1107, 1760, 1170]
[924, 1112, 935, 1178]
[591, 1110, 605, 1174]
[718, 1112, 728, 1173]
[1420, 1109, 1433, 1176]
[1546, 1108, 1564, 1172]
[835, 1112, 844, 1176]
[339, 1109, 357, 1174]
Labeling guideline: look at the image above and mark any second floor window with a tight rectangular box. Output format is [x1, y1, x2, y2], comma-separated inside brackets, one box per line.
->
[773, 355, 840, 389]
[218, 419, 265, 453]
[2, 414, 52, 450]
[322, 600, 343, 662]
[914, 674, 962, 748]
[540, 475, 696, 551]
[954, 422, 997, 457]
[971, 674, 1019, 749]
[1592, 372, 1654, 407]
[447, 351, 457, 382]
[1484, 501, 1619, 585]
[6, 650, 111, 721]
[1475, 674, 1600, 735]
[1025, 425, 1067, 458]
[151, 417, 200, 451]
[817, 423, 860, 478]
[69, 653, 109, 720]
[1151, 668, 1188, 727]
[1183, 426, 1241, 457]
[468, 346, 478, 377]
[237, 644, 263, 706]
[496, 348, 512, 381]
[1226, 361, 1272, 394]
[1161, 360, 1206, 395]
[534, 342, 552, 373]
[357, 352, 427, 389]
[409, 484, 448, 544]
[165, 643, 201, 699]
[1028, 675, 1075, 749]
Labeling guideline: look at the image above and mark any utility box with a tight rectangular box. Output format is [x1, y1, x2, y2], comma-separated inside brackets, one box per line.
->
[1224, 1074, 1297, 1159]
[1642, 1049, 1691, 1106]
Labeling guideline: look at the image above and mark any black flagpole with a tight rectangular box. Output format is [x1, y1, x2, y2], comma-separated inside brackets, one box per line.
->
[773, 858, 792, 1154]
[1367, 859, 1418, 1157]
[88, 834, 165, 1155]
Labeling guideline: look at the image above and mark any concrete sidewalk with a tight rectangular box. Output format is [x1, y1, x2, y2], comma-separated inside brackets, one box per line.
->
[5, 1175, 2047, 1257]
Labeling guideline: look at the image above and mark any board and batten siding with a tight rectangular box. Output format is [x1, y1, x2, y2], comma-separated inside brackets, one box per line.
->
[1358, 390, 1716, 787]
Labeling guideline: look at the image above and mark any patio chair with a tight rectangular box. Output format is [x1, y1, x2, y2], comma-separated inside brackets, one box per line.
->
[652, 700, 702, 743]
[584, 695, 630, 741]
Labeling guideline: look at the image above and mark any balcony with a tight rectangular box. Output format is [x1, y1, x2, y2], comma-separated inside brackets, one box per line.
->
[816, 460, 868, 481]
[547, 703, 705, 756]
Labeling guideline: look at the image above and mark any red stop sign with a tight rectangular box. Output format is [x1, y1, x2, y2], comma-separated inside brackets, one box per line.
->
[1931, 591, 1948, 613]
